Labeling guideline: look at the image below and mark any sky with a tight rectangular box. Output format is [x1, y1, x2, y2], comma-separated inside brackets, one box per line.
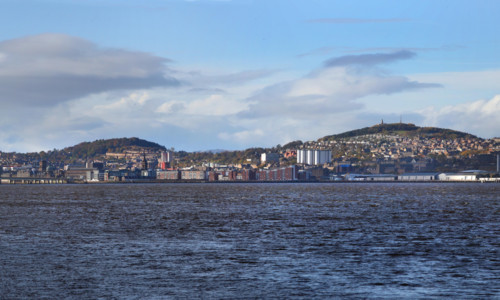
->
[0, 0, 499, 152]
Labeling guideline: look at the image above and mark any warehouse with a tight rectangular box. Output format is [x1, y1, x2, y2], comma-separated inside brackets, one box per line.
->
[437, 170, 488, 181]
[398, 173, 439, 181]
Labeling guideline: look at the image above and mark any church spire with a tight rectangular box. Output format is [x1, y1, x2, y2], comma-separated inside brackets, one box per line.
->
[141, 151, 148, 170]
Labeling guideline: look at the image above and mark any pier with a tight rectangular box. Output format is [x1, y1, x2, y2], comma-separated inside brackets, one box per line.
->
[0, 177, 67, 184]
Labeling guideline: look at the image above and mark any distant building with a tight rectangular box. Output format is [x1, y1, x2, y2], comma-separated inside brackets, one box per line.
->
[160, 151, 173, 163]
[93, 162, 104, 170]
[39, 160, 47, 173]
[181, 170, 207, 180]
[65, 168, 101, 182]
[240, 169, 256, 181]
[85, 160, 104, 170]
[161, 151, 173, 163]
[297, 149, 331, 165]
[141, 152, 148, 170]
[157, 170, 180, 180]
[159, 151, 174, 170]
[257, 165, 298, 181]
[335, 161, 353, 174]
[261, 153, 280, 164]
[398, 173, 439, 181]
[437, 170, 488, 181]
[345, 174, 397, 181]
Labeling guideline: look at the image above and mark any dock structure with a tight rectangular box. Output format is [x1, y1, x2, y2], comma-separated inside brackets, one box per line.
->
[0, 177, 67, 184]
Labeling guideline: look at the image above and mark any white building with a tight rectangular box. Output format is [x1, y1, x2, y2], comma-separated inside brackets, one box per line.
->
[398, 173, 439, 181]
[437, 170, 488, 181]
[297, 149, 332, 165]
[261, 153, 280, 164]
[160, 151, 173, 163]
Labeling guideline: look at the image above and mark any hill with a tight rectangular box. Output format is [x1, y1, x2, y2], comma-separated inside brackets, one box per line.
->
[0, 137, 168, 165]
[64, 137, 166, 158]
[319, 123, 479, 142]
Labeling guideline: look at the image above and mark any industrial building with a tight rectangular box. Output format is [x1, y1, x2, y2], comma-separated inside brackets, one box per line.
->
[398, 173, 439, 181]
[437, 170, 489, 181]
[344, 174, 397, 181]
[297, 149, 331, 165]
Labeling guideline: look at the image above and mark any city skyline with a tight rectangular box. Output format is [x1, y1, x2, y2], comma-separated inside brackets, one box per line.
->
[1, 0, 499, 152]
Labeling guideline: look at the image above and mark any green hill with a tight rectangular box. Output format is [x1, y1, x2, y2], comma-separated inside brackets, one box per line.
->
[64, 137, 166, 159]
[320, 123, 479, 141]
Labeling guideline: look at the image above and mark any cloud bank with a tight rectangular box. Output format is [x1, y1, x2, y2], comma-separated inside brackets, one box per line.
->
[0, 35, 497, 153]
[238, 51, 439, 120]
[420, 95, 500, 138]
[213, 51, 441, 146]
[323, 50, 416, 68]
[0, 33, 178, 107]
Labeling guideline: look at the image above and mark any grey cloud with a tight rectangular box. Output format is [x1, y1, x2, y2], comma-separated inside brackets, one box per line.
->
[324, 50, 416, 68]
[0, 33, 178, 106]
[307, 18, 410, 24]
[297, 46, 343, 58]
[346, 76, 441, 96]
[212, 69, 277, 84]
[64, 116, 109, 131]
[344, 45, 466, 54]
[188, 87, 226, 93]
[0, 34, 93, 57]
[298, 45, 465, 59]
[0, 75, 177, 106]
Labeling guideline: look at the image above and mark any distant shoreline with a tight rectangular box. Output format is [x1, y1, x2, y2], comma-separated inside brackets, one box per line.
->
[1, 179, 499, 185]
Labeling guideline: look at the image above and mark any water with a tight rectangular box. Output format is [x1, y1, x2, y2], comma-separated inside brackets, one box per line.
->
[0, 183, 499, 298]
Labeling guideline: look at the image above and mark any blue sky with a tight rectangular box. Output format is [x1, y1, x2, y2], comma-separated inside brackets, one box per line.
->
[0, 0, 499, 152]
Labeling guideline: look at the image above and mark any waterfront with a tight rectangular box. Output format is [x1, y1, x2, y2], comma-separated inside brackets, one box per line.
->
[0, 183, 499, 298]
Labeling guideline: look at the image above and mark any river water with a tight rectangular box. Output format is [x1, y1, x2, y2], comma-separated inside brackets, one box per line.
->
[0, 183, 499, 298]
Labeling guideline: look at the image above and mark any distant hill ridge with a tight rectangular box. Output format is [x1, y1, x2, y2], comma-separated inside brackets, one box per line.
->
[64, 137, 166, 158]
[320, 123, 479, 142]
[0, 124, 483, 157]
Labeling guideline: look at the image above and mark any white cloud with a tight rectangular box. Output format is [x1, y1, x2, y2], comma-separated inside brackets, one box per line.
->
[218, 129, 265, 144]
[1, 36, 497, 153]
[184, 94, 247, 116]
[239, 52, 439, 120]
[96, 92, 151, 111]
[356, 68, 500, 117]
[288, 67, 434, 99]
[156, 101, 185, 114]
[411, 69, 500, 94]
[419, 95, 500, 138]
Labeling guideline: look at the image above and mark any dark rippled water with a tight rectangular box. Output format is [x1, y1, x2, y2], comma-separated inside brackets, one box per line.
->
[0, 183, 499, 298]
